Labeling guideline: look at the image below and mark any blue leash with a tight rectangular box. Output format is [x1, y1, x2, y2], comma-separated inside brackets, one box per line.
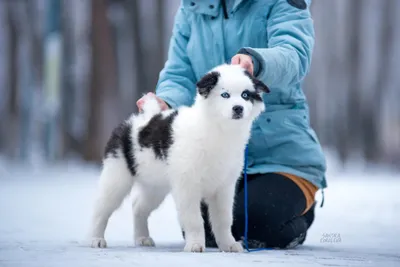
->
[242, 145, 272, 252]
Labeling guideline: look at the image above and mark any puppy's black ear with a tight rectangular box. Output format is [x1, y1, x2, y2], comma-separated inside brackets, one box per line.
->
[196, 71, 220, 98]
[243, 70, 270, 93]
[253, 78, 270, 93]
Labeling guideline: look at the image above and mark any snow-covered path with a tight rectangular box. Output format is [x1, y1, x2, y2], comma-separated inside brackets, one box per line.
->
[0, 161, 399, 267]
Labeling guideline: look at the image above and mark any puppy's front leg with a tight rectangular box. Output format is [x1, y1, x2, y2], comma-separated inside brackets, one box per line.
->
[171, 181, 205, 252]
[207, 182, 243, 253]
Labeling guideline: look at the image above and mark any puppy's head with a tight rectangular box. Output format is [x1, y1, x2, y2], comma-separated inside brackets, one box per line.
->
[195, 64, 270, 121]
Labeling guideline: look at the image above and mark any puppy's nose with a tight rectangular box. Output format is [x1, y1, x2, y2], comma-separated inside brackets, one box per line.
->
[232, 105, 244, 115]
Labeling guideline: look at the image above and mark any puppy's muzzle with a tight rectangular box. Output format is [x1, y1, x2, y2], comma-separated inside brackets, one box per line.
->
[232, 105, 244, 119]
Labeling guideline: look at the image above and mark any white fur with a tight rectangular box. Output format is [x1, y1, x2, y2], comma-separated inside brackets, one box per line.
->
[89, 64, 266, 253]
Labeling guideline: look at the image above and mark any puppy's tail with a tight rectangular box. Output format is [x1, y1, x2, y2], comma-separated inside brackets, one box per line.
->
[140, 94, 163, 120]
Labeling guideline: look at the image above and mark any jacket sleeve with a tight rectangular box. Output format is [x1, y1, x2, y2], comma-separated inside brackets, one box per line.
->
[155, 6, 197, 109]
[238, 0, 314, 89]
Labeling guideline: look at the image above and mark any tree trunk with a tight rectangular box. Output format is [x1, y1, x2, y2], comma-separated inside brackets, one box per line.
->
[362, 0, 393, 163]
[131, 0, 145, 110]
[4, 1, 20, 158]
[84, 0, 118, 162]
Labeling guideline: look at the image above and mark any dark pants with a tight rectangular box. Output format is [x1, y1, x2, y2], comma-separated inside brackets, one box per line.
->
[200, 173, 316, 249]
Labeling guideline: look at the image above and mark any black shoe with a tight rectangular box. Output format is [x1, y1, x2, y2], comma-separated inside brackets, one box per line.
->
[299, 231, 307, 245]
[286, 232, 306, 249]
[278, 215, 308, 248]
[243, 238, 267, 249]
[291, 202, 316, 247]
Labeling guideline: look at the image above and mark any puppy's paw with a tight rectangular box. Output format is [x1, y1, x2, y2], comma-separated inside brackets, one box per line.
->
[135, 236, 155, 247]
[184, 242, 205, 253]
[219, 241, 244, 253]
[91, 238, 107, 248]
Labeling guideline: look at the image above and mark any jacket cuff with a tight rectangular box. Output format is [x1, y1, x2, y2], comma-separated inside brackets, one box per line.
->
[156, 89, 188, 109]
[237, 48, 261, 77]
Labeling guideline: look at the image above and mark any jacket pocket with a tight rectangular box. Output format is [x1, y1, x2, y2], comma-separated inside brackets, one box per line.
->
[255, 109, 325, 167]
[283, 111, 318, 143]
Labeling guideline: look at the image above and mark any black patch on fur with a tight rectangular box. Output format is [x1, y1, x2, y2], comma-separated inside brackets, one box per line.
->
[287, 0, 307, 10]
[138, 111, 179, 160]
[242, 89, 263, 103]
[104, 121, 137, 176]
[244, 70, 270, 94]
[196, 71, 220, 98]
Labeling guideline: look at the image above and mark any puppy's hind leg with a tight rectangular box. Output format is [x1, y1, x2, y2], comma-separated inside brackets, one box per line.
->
[132, 185, 168, 247]
[207, 183, 244, 253]
[90, 157, 134, 248]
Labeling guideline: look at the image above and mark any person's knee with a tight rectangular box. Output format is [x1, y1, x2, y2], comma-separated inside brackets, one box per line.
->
[232, 188, 308, 248]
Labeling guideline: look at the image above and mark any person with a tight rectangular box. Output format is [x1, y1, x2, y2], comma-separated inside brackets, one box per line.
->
[137, 0, 327, 249]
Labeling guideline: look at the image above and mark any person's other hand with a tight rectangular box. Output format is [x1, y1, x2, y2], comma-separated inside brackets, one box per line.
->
[136, 92, 169, 112]
[231, 54, 254, 75]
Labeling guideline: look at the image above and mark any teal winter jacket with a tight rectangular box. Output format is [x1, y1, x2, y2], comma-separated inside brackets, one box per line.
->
[155, 0, 327, 189]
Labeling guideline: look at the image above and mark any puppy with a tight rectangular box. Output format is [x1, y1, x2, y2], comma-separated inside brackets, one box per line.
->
[89, 64, 270, 253]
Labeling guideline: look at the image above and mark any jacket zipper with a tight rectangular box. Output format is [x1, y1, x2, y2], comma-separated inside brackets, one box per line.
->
[221, 0, 229, 19]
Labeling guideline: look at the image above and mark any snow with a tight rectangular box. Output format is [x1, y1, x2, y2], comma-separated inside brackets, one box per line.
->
[0, 157, 399, 267]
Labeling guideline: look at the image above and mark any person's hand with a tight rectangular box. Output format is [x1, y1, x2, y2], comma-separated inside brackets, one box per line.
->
[136, 92, 169, 112]
[231, 54, 254, 75]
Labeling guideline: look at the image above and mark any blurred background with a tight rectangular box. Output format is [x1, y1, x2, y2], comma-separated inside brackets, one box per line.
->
[0, 0, 399, 171]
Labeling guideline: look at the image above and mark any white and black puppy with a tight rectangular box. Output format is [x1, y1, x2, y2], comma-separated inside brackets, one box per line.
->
[89, 64, 270, 253]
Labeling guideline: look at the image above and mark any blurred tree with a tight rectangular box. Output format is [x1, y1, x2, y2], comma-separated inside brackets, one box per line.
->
[108, 0, 145, 117]
[362, 0, 393, 163]
[61, 0, 76, 158]
[84, 0, 118, 162]
[3, 1, 19, 158]
[306, 0, 400, 168]
[134, 0, 166, 97]
[61, 0, 92, 160]
[132, 0, 146, 105]
[43, 0, 62, 161]
[0, 0, 398, 169]
[343, 0, 362, 163]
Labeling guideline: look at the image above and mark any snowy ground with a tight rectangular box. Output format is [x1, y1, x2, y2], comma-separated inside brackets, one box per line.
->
[0, 156, 399, 267]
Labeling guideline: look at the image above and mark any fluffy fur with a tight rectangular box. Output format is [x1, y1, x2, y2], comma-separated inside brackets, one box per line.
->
[89, 64, 270, 253]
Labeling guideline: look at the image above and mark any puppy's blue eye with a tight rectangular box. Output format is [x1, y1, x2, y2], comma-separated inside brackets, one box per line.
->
[221, 92, 230, 98]
[241, 92, 250, 100]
